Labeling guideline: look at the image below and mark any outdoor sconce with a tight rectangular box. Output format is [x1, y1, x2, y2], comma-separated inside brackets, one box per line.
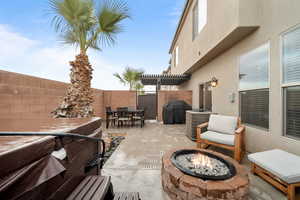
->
[210, 77, 218, 87]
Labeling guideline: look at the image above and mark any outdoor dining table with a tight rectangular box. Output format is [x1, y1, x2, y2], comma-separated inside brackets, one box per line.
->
[112, 108, 144, 115]
[107, 108, 145, 128]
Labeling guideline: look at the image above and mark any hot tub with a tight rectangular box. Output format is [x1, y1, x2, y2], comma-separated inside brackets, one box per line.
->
[0, 117, 102, 199]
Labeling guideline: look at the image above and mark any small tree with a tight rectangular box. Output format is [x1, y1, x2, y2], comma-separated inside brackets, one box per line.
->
[49, 0, 130, 118]
[113, 67, 144, 91]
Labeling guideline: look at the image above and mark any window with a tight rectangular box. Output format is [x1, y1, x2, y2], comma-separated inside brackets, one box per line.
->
[192, 0, 207, 40]
[239, 44, 269, 90]
[284, 86, 300, 138]
[282, 26, 300, 139]
[240, 89, 269, 129]
[239, 43, 270, 129]
[198, 0, 207, 33]
[175, 46, 179, 66]
[283, 27, 300, 84]
[192, 1, 198, 40]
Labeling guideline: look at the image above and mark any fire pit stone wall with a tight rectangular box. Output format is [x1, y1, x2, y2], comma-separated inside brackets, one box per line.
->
[162, 148, 249, 200]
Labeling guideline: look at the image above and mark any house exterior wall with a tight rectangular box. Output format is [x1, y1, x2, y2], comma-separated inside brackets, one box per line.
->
[170, 0, 260, 74]
[171, 0, 300, 155]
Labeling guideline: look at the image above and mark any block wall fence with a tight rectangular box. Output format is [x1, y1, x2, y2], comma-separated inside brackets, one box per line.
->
[0, 70, 192, 121]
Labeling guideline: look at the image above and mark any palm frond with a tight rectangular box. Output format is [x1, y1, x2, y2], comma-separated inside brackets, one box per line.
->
[114, 67, 144, 90]
[60, 30, 80, 46]
[48, 0, 129, 53]
[113, 73, 126, 85]
[94, 0, 130, 48]
[49, 0, 96, 51]
[134, 82, 144, 91]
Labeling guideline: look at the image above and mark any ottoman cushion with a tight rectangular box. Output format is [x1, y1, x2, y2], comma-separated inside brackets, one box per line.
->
[248, 149, 300, 184]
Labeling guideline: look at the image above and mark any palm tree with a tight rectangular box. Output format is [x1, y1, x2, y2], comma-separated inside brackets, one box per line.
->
[113, 67, 144, 91]
[134, 82, 145, 94]
[49, 0, 130, 118]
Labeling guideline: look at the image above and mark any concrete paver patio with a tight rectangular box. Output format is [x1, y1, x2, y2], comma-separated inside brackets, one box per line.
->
[102, 122, 292, 200]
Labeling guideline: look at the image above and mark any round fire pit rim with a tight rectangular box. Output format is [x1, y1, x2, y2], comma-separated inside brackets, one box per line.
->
[170, 149, 237, 181]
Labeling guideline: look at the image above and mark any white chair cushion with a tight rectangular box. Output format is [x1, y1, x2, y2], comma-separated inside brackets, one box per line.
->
[201, 131, 235, 146]
[248, 149, 300, 184]
[207, 114, 237, 135]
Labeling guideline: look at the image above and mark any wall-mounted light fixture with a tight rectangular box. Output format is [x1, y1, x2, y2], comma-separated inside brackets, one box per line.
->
[210, 77, 218, 87]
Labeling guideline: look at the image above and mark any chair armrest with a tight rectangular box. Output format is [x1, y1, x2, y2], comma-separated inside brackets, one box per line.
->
[196, 122, 209, 141]
[197, 122, 209, 129]
[235, 125, 245, 134]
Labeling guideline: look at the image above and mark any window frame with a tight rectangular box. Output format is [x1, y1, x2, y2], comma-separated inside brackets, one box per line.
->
[281, 24, 300, 140]
[238, 42, 271, 130]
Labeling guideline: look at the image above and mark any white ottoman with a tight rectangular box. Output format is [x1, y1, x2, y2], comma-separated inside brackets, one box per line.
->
[248, 149, 300, 200]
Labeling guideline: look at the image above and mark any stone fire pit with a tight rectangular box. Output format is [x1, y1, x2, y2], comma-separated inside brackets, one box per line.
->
[162, 148, 249, 200]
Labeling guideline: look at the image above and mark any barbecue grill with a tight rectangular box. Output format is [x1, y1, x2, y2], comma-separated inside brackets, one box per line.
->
[162, 100, 192, 124]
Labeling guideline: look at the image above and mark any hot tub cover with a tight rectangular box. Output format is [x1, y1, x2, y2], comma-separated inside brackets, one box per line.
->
[0, 155, 66, 200]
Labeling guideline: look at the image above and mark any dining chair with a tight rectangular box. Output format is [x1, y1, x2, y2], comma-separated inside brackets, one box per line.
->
[116, 107, 131, 127]
[132, 110, 145, 128]
[105, 106, 117, 128]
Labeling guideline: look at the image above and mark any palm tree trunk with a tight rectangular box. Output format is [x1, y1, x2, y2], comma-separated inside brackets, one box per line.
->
[52, 52, 94, 118]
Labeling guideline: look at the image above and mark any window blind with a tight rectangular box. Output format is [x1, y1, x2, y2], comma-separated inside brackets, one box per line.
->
[240, 89, 269, 129]
[284, 86, 300, 138]
[283, 27, 300, 84]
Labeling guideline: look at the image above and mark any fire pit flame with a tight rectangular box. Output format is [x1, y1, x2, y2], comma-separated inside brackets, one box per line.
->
[171, 149, 237, 180]
[191, 153, 213, 170]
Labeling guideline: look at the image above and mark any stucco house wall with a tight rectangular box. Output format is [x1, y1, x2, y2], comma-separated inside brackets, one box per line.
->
[170, 0, 300, 155]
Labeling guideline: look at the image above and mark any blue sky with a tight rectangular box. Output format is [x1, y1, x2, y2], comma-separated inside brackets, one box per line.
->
[0, 0, 185, 90]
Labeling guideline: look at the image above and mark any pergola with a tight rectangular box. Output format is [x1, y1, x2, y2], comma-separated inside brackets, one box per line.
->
[139, 74, 190, 119]
[140, 74, 190, 90]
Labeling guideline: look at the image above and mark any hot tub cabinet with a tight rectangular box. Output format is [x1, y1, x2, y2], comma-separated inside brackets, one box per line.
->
[185, 111, 212, 141]
[0, 117, 102, 200]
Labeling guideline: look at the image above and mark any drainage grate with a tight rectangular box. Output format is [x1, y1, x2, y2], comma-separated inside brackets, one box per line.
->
[139, 158, 162, 170]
